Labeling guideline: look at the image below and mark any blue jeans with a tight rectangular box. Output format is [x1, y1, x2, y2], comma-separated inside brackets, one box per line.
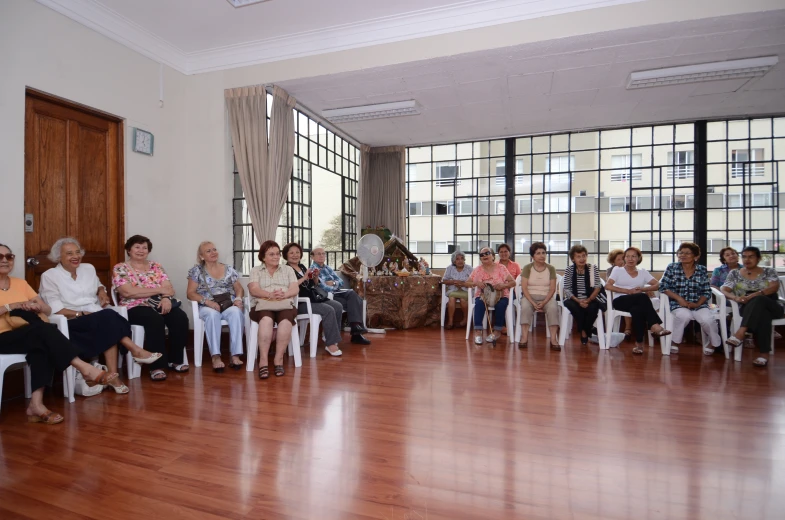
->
[474, 297, 509, 331]
[198, 305, 244, 356]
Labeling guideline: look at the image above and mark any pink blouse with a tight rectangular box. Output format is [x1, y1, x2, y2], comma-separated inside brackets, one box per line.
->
[112, 261, 169, 309]
[469, 263, 512, 299]
[498, 260, 521, 280]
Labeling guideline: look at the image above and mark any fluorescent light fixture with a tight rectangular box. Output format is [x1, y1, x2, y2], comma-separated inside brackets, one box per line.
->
[627, 56, 778, 89]
[226, 0, 271, 8]
[323, 101, 420, 124]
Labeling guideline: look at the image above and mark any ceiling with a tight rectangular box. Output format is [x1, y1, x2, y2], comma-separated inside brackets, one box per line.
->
[278, 10, 785, 146]
[36, 0, 642, 73]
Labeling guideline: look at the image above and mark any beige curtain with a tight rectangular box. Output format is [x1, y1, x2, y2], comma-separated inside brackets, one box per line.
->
[358, 145, 406, 239]
[225, 85, 297, 243]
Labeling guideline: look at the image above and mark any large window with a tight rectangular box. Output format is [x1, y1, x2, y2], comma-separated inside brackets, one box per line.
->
[407, 117, 785, 270]
[233, 95, 359, 274]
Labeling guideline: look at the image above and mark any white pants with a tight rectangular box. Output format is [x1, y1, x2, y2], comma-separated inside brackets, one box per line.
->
[198, 305, 244, 356]
[670, 307, 720, 347]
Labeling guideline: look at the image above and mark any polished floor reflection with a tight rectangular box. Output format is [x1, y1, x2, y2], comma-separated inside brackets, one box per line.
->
[1, 328, 783, 519]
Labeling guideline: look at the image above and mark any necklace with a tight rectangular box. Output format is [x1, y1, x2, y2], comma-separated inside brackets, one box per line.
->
[0, 277, 9, 291]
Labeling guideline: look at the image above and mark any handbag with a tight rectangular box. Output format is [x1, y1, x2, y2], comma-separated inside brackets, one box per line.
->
[146, 294, 182, 313]
[253, 297, 295, 312]
[75, 361, 106, 397]
[200, 267, 233, 312]
[2, 309, 50, 330]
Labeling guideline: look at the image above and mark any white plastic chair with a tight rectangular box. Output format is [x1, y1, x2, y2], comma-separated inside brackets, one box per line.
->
[660, 289, 728, 358]
[441, 284, 468, 328]
[111, 287, 185, 379]
[296, 297, 323, 358]
[557, 278, 606, 349]
[727, 297, 783, 362]
[191, 300, 229, 368]
[0, 355, 32, 415]
[513, 274, 560, 343]
[606, 290, 665, 352]
[243, 296, 302, 371]
[464, 287, 515, 343]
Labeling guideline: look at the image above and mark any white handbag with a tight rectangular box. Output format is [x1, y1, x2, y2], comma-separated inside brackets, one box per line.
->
[74, 362, 106, 397]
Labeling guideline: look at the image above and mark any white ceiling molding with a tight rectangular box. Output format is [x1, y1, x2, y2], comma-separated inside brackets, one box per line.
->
[36, 0, 188, 73]
[36, 0, 642, 75]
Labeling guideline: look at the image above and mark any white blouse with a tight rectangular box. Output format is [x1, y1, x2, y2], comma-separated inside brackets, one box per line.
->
[608, 266, 655, 300]
[39, 263, 105, 313]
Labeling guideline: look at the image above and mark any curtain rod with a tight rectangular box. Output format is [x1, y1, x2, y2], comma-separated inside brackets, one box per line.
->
[264, 84, 364, 150]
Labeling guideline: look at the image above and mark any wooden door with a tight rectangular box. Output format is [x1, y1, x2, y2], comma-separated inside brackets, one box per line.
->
[24, 89, 124, 290]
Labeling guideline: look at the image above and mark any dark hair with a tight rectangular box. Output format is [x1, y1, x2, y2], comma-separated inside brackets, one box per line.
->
[529, 242, 547, 258]
[677, 242, 701, 258]
[124, 235, 153, 254]
[497, 243, 511, 253]
[718, 247, 738, 265]
[282, 242, 302, 262]
[624, 246, 643, 265]
[258, 240, 281, 261]
[569, 244, 588, 261]
[742, 246, 761, 260]
[0, 243, 11, 253]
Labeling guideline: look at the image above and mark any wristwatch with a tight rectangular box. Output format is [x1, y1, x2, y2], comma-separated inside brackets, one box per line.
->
[200, 297, 206, 305]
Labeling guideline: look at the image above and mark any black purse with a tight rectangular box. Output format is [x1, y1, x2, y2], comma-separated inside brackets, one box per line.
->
[200, 267, 234, 312]
[146, 294, 182, 313]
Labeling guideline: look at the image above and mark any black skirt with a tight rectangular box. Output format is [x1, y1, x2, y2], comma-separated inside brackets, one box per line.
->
[67, 309, 131, 358]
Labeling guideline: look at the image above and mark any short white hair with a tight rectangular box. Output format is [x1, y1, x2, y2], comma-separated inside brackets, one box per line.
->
[48, 237, 83, 263]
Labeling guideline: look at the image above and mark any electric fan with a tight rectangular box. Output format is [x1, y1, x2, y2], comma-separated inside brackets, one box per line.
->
[356, 233, 386, 334]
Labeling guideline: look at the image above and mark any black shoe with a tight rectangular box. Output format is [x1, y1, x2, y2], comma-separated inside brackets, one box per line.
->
[580, 336, 589, 345]
[351, 334, 371, 345]
[350, 324, 368, 334]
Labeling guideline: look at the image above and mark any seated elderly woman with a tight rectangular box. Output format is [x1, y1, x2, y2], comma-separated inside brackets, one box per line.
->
[186, 241, 244, 372]
[283, 242, 345, 356]
[710, 247, 740, 289]
[112, 235, 190, 381]
[441, 250, 473, 330]
[605, 247, 671, 354]
[563, 244, 603, 346]
[496, 243, 520, 335]
[606, 248, 631, 336]
[0, 243, 117, 424]
[659, 242, 720, 356]
[248, 240, 299, 379]
[519, 242, 560, 350]
[468, 247, 515, 345]
[39, 237, 162, 393]
[721, 246, 783, 367]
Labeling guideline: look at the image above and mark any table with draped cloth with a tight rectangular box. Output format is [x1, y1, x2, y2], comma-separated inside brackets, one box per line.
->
[354, 275, 442, 329]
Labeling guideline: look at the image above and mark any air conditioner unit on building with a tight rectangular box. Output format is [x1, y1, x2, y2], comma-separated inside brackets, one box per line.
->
[707, 187, 715, 193]
[579, 190, 587, 196]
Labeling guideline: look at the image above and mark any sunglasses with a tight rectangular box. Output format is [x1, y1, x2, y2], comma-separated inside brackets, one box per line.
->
[0, 254, 15, 261]
[479, 251, 493, 257]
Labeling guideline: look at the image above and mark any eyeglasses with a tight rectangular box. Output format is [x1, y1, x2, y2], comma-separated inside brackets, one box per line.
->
[0, 254, 14, 261]
[479, 251, 493, 257]
[677, 251, 694, 257]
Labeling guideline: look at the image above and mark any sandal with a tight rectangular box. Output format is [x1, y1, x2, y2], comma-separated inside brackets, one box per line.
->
[703, 346, 716, 356]
[132, 352, 163, 365]
[632, 346, 644, 355]
[274, 365, 285, 377]
[519, 341, 527, 349]
[168, 363, 190, 373]
[753, 357, 768, 367]
[85, 370, 119, 388]
[228, 361, 243, 370]
[150, 369, 167, 381]
[623, 329, 632, 341]
[550, 344, 561, 351]
[27, 410, 64, 425]
[108, 380, 130, 394]
[258, 366, 269, 380]
[651, 329, 672, 338]
[446, 324, 454, 330]
[726, 337, 742, 348]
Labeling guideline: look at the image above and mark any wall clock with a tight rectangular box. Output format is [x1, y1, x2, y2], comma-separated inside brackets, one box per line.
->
[132, 128, 154, 156]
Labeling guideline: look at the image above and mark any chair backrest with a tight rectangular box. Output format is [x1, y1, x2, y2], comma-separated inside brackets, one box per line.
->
[556, 274, 564, 301]
[778, 276, 785, 300]
[111, 286, 120, 306]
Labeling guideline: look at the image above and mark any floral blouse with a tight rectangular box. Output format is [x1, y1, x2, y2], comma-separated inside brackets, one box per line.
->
[187, 264, 239, 305]
[710, 264, 736, 287]
[469, 263, 512, 299]
[112, 261, 169, 309]
[722, 267, 779, 298]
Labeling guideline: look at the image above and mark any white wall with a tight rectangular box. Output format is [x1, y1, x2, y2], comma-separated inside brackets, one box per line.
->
[0, 0, 232, 323]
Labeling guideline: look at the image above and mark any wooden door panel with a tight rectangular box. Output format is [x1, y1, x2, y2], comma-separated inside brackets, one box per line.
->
[24, 90, 123, 292]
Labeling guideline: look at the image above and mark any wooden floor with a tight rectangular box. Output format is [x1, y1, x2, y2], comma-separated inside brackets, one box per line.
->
[1, 326, 783, 520]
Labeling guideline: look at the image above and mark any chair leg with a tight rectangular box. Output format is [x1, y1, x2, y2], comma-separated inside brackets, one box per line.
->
[290, 326, 302, 368]
[309, 317, 321, 358]
[596, 313, 606, 350]
[246, 323, 258, 372]
[193, 319, 204, 368]
[63, 366, 75, 403]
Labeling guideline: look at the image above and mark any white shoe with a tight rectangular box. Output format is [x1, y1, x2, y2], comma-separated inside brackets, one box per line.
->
[474, 335, 483, 345]
[703, 346, 716, 356]
[486, 334, 497, 343]
[670, 346, 679, 354]
[325, 346, 342, 357]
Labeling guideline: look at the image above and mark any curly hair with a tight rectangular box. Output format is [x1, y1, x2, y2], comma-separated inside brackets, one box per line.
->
[623, 246, 643, 265]
[529, 242, 547, 258]
[48, 237, 83, 263]
[124, 235, 153, 255]
[718, 247, 737, 265]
